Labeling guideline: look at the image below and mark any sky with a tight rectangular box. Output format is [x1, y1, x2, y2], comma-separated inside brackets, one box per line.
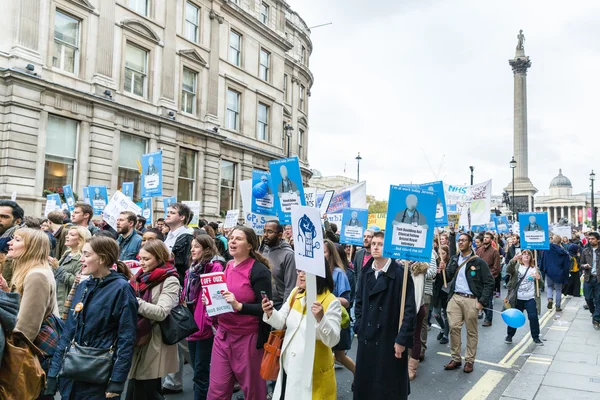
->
[288, 0, 600, 200]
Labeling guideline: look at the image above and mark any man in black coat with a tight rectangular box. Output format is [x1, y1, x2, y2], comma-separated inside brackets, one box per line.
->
[354, 231, 416, 400]
[443, 232, 494, 373]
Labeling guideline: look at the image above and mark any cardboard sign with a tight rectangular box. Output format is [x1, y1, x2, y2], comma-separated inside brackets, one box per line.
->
[200, 272, 234, 317]
[102, 191, 142, 231]
[291, 205, 326, 277]
[224, 209, 240, 228]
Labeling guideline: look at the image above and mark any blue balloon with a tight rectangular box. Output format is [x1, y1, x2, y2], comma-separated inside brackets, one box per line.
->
[252, 181, 269, 199]
[501, 308, 526, 329]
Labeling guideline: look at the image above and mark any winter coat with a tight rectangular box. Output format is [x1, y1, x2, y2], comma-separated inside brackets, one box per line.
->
[446, 253, 494, 307]
[0, 291, 20, 367]
[476, 244, 501, 278]
[129, 276, 180, 380]
[506, 260, 544, 315]
[117, 231, 142, 261]
[580, 246, 600, 282]
[264, 288, 341, 400]
[172, 232, 193, 285]
[262, 239, 297, 308]
[54, 250, 83, 315]
[47, 270, 138, 398]
[354, 258, 416, 400]
[539, 244, 571, 285]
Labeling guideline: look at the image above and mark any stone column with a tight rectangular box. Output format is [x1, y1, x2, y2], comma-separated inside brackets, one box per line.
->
[159, 2, 177, 108]
[94, 0, 116, 84]
[205, 9, 224, 126]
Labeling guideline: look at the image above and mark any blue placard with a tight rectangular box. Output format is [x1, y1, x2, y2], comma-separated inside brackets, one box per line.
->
[519, 212, 550, 250]
[46, 193, 62, 210]
[141, 150, 163, 197]
[122, 182, 134, 200]
[82, 187, 90, 205]
[163, 196, 177, 217]
[340, 208, 369, 246]
[268, 156, 306, 224]
[62, 185, 76, 211]
[251, 170, 276, 216]
[494, 216, 510, 234]
[409, 181, 448, 227]
[383, 185, 437, 262]
[142, 197, 153, 223]
[88, 185, 109, 215]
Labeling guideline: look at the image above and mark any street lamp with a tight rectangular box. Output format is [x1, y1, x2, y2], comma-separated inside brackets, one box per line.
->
[284, 123, 293, 158]
[469, 166, 474, 185]
[510, 156, 517, 220]
[591, 170, 596, 230]
[355, 152, 362, 183]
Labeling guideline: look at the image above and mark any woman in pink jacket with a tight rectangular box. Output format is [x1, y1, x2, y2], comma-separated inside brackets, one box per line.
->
[182, 235, 226, 400]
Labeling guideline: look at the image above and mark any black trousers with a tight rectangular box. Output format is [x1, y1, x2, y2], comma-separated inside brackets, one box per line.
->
[125, 378, 164, 400]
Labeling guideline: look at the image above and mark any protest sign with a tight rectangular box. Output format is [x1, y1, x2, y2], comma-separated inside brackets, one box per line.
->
[44, 200, 57, 217]
[551, 224, 572, 239]
[447, 213, 460, 229]
[319, 190, 335, 216]
[82, 187, 91, 205]
[141, 150, 163, 197]
[340, 208, 368, 246]
[269, 157, 306, 224]
[182, 201, 201, 226]
[444, 180, 492, 229]
[251, 171, 276, 216]
[102, 191, 142, 231]
[141, 197, 153, 222]
[122, 182, 134, 200]
[304, 188, 317, 208]
[62, 185, 76, 211]
[88, 186, 108, 215]
[291, 205, 326, 277]
[240, 179, 274, 236]
[409, 181, 448, 227]
[224, 209, 240, 228]
[200, 272, 234, 317]
[494, 216, 510, 234]
[384, 185, 437, 262]
[519, 212, 550, 250]
[46, 193, 62, 213]
[163, 196, 176, 217]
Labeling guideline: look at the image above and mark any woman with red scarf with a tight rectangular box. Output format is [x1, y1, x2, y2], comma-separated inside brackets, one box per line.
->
[126, 240, 181, 400]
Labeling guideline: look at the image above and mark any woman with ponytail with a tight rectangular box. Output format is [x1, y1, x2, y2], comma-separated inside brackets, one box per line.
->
[207, 226, 272, 400]
[46, 236, 138, 399]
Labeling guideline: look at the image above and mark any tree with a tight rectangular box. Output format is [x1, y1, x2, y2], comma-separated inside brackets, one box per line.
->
[367, 195, 388, 214]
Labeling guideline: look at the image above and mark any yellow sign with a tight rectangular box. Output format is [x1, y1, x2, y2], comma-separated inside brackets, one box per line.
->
[447, 213, 460, 228]
[368, 213, 387, 230]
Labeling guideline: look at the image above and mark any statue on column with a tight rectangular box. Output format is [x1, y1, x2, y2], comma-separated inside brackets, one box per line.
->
[516, 29, 525, 50]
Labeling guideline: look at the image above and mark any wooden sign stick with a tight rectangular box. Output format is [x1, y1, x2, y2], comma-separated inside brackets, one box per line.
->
[534, 250, 540, 297]
[399, 260, 410, 330]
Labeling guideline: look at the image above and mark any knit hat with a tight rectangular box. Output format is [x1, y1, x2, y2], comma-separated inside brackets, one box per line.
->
[568, 244, 580, 257]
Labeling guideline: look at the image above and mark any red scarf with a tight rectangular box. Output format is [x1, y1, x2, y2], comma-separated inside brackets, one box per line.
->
[130, 260, 179, 296]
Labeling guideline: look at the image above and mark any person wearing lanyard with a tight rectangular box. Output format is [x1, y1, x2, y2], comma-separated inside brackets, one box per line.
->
[580, 231, 600, 330]
[443, 233, 494, 374]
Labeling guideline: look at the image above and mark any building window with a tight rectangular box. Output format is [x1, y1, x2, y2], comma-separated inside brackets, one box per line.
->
[299, 84, 305, 111]
[300, 45, 306, 64]
[298, 128, 304, 159]
[52, 11, 80, 74]
[226, 89, 241, 131]
[259, 49, 270, 81]
[184, 2, 199, 43]
[260, 3, 269, 24]
[257, 103, 269, 141]
[283, 74, 289, 103]
[181, 68, 197, 114]
[229, 30, 242, 67]
[178, 148, 197, 201]
[127, 0, 148, 16]
[118, 133, 147, 201]
[44, 115, 78, 190]
[220, 160, 236, 216]
[124, 43, 148, 97]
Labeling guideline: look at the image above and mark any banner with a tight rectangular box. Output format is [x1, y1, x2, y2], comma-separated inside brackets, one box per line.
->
[304, 188, 317, 208]
[163, 196, 176, 217]
[291, 205, 326, 277]
[494, 216, 510, 234]
[62, 185, 76, 211]
[519, 212, 550, 250]
[269, 157, 306, 224]
[444, 180, 492, 229]
[141, 197, 153, 222]
[368, 213, 387, 230]
[88, 186, 109, 216]
[141, 150, 163, 197]
[224, 209, 240, 228]
[240, 179, 275, 236]
[409, 181, 448, 227]
[102, 191, 142, 231]
[251, 171, 276, 216]
[122, 182, 134, 200]
[322, 182, 367, 214]
[182, 201, 201, 226]
[384, 185, 436, 262]
[340, 208, 368, 246]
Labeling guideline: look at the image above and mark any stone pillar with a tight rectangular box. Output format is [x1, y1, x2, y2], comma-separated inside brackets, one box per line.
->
[94, 0, 116, 85]
[159, 2, 177, 108]
[205, 9, 224, 126]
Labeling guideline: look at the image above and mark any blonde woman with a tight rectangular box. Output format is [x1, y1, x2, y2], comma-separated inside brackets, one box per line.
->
[53, 226, 91, 314]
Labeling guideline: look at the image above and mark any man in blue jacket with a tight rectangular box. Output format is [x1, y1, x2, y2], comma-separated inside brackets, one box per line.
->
[116, 211, 142, 261]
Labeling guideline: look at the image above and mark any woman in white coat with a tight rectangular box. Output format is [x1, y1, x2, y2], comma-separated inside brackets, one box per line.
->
[262, 262, 342, 400]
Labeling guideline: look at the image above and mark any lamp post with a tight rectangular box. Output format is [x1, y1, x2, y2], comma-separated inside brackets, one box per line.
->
[591, 170, 596, 230]
[469, 166, 474, 185]
[284, 123, 293, 158]
[510, 156, 517, 220]
[355, 152, 362, 183]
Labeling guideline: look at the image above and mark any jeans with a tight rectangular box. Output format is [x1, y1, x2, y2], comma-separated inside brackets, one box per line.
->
[507, 298, 540, 340]
[484, 297, 494, 323]
[546, 276, 563, 308]
[188, 338, 214, 400]
[584, 276, 600, 323]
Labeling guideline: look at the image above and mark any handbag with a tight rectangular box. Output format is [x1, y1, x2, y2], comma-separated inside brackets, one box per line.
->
[159, 303, 199, 345]
[341, 306, 351, 329]
[260, 290, 301, 381]
[0, 331, 46, 400]
[503, 265, 531, 311]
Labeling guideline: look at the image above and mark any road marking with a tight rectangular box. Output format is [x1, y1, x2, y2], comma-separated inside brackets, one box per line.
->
[526, 360, 551, 365]
[528, 356, 552, 361]
[498, 307, 554, 366]
[548, 326, 568, 331]
[436, 352, 511, 369]
[461, 370, 506, 400]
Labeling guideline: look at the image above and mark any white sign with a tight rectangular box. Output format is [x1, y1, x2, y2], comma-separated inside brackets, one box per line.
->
[391, 223, 428, 248]
[102, 191, 142, 231]
[224, 209, 240, 228]
[10, 192, 16, 201]
[280, 192, 301, 213]
[552, 225, 572, 239]
[304, 188, 317, 208]
[44, 200, 57, 217]
[524, 231, 546, 243]
[291, 205, 326, 277]
[444, 180, 492, 228]
[319, 190, 335, 215]
[182, 201, 201, 226]
[201, 272, 234, 317]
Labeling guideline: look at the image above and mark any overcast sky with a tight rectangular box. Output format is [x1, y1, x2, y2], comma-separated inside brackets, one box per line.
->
[289, 0, 600, 200]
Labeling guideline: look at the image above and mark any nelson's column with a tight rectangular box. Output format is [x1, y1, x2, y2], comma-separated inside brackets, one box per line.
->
[505, 30, 537, 213]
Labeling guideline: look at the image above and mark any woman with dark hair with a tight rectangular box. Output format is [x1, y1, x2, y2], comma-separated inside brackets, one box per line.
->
[184, 235, 225, 400]
[206, 226, 272, 400]
[432, 245, 450, 344]
[262, 261, 342, 399]
[45, 236, 138, 399]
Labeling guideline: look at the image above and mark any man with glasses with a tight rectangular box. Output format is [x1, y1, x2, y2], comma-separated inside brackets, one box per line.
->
[261, 220, 296, 310]
[443, 233, 494, 373]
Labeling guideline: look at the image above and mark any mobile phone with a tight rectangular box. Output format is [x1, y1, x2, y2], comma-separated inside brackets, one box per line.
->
[260, 291, 269, 301]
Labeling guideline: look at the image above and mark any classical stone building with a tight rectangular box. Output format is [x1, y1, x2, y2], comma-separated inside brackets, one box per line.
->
[0, 0, 313, 218]
[308, 169, 357, 191]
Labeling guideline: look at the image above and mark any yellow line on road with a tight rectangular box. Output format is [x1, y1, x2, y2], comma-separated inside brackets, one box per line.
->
[498, 307, 554, 365]
[526, 360, 551, 365]
[436, 352, 511, 369]
[461, 370, 506, 400]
